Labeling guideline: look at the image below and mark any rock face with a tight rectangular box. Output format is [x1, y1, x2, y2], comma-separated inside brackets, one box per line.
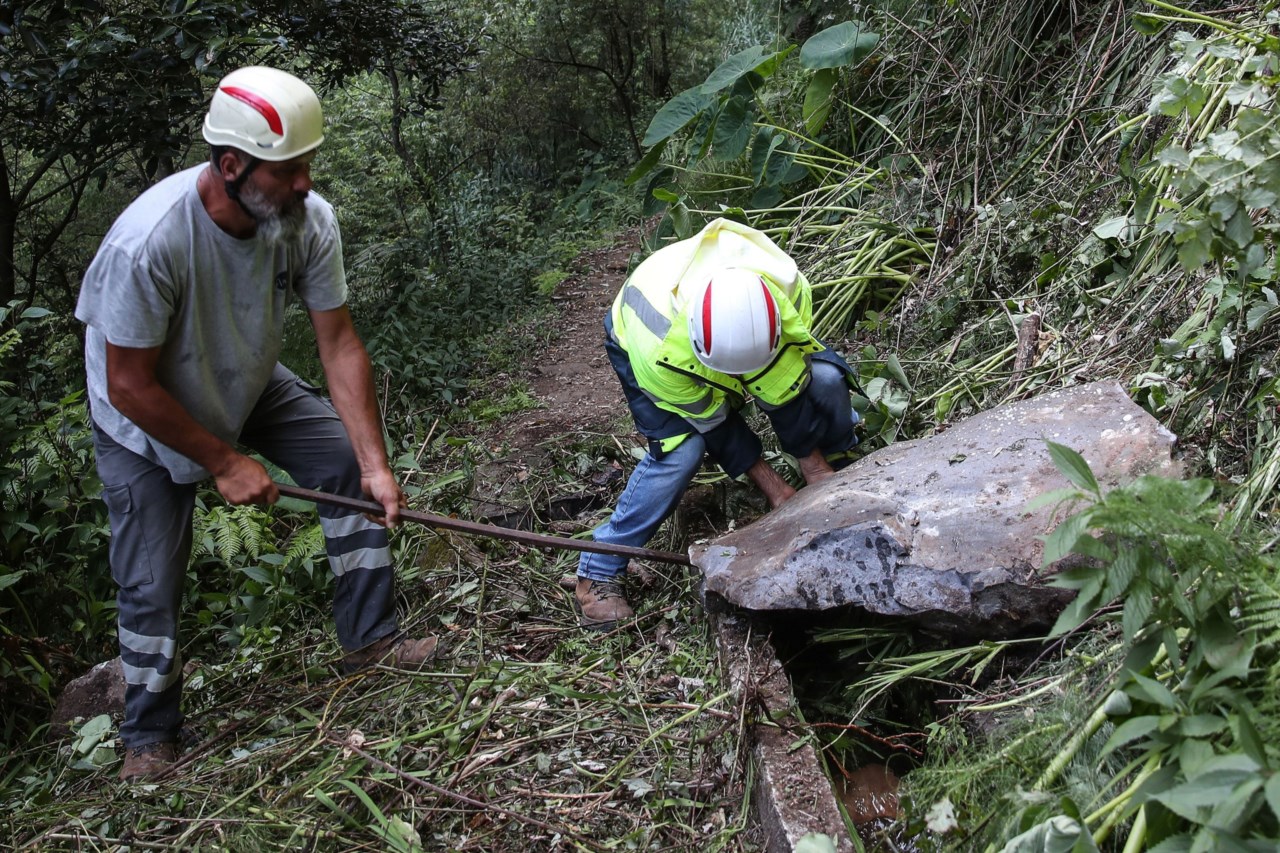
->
[691, 382, 1181, 636]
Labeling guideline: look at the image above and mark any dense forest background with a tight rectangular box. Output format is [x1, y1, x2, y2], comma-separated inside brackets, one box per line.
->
[4, 0, 1280, 849]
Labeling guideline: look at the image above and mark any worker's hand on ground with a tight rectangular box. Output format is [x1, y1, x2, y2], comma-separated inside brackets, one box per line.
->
[361, 468, 406, 528]
[798, 450, 835, 486]
[214, 454, 277, 506]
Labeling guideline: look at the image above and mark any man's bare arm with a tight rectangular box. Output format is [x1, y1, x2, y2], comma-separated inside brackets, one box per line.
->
[309, 305, 405, 526]
[105, 343, 275, 504]
[745, 457, 796, 509]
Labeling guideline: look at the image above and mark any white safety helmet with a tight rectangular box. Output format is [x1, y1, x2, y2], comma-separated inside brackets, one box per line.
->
[202, 66, 324, 161]
[686, 268, 782, 375]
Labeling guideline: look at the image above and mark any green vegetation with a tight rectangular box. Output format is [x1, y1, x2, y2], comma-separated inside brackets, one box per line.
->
[6, 513, 744, 848]
[871, 447, 1280, 850]
[4, 0, 1280, 848]
[628, 0, 1280, 847]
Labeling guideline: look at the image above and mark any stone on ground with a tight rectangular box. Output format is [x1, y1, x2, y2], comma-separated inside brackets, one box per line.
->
[51, 657, 125, 737]
[692, 382, 1180, 635]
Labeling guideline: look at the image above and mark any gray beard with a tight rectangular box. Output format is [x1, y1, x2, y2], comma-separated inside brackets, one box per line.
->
[240, 182, 307, 247]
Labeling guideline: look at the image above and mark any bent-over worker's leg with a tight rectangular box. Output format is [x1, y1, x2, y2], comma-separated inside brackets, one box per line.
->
[806, 359, 860, 458]
[93, 425, 194, 750]
[767, 359, 860, 471]
[578, 434, 706, 581]
[239, 365, 397, 650]
[582, 319, 711, 582]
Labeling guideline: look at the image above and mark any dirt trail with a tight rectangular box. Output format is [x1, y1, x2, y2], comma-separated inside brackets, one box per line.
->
[472, 226, 647, 525]
[502, 228, 644, 440]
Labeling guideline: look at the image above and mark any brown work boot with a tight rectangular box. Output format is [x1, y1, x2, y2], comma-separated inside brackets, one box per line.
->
[119, 741, 179, 783]
[574, 577, 635, 631]
[342, 634, 439, 673]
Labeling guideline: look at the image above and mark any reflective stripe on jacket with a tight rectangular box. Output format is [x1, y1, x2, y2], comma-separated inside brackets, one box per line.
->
[610, 219, 825, 436]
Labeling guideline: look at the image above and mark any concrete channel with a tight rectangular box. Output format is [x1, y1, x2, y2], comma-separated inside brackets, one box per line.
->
[710, 609, 855, 853]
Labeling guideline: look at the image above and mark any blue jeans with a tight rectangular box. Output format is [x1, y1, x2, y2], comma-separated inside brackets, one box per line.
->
[582, 316, 859, 581]
[577, 434, 707, 581]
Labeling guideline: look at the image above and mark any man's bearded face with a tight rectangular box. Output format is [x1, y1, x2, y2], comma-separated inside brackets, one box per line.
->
[239, 175, 308, 247]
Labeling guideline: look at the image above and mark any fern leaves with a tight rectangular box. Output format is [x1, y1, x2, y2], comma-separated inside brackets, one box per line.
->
[192, 501, 327, 572]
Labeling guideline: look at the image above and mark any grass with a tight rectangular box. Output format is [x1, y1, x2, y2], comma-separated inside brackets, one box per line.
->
[4, 523, 762, 851]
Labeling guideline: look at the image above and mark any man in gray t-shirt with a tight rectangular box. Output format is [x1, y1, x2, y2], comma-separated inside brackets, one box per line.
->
[76, 66, 435, 783]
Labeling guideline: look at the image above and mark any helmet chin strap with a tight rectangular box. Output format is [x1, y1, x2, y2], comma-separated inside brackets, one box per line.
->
[223, 156, 263, 220]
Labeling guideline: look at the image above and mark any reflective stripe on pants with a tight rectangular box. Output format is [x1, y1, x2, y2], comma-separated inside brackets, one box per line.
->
[93, 363, 398, 749]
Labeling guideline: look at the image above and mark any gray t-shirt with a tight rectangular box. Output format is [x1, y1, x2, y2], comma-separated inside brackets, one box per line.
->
[75, 165, 348, 483]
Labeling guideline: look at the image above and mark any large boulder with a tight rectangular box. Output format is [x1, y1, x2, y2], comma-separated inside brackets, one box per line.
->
[691, 382, 1180, 636]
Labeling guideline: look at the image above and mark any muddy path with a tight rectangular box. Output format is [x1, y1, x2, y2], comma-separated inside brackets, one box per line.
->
[465, 228, 642, 530]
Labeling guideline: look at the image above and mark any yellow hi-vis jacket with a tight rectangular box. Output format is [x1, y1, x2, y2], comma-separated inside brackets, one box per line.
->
[610, 218, 825, 452]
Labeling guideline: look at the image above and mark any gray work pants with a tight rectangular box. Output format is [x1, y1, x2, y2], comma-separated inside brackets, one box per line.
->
[93, 364, 399, 749]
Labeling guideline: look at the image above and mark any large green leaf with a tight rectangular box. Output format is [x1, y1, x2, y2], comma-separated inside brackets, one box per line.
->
[781, 161, 808, 184]
[670, 202, 693, 239]
[72, 714, 114, 757]
[749, 185, 783, 210]
[1174, 715, 1228, 738]
[1122, 579, 1154, 640]
[1042, 513, 1092, 567]
[764, 140, 798, 186]
[0, 570, 27, 592]
[241, 565, 274, 585]
[1233, 711, 1268, 768]
[642, 86, 714, 147]
[641, 168, 675, 217]
[1125, 673, 1177, 709]
[749, 127, 782, 186]
[1153, 767, 1258, 822]
[1244, 301, 1277, 331]
[1048, 577, 1102, 637]
[699, 45, 767, 94]
[885, 353, 912, 391]
[754, 43, 797, 78]
[1200, 610, 1251, 672]
[1102, 547, 1139, 600]
[1150, 75, 1208, 119]
[625, 139, 667, 185]
[803, 68, 838, 137]
[712, 97, 753, 161]
[1206, 777, 1264, 835]
[800, 22, 880, 71]
[1093, 215, 1132, 240]
[1100, 715, 1161, 757]
[997, 815, 1099, 853]
[689, 108, 717, 164]
[1265, 774, 1280, 826]
[1224, 207, 1255, 248]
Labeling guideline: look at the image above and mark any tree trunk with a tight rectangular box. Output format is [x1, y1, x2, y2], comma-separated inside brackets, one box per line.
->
[0, 143, 15, 306]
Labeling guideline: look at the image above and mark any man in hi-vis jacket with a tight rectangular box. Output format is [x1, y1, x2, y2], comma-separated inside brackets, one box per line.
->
[574, 218, 861, 629]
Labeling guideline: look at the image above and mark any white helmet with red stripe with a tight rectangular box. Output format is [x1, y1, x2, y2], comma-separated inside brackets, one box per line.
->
[202, 67, 324, 161]
[686, 268, 782, 375]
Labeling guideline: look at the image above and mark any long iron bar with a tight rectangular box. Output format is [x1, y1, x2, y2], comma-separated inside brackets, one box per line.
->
[275, 483, 693, 566]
